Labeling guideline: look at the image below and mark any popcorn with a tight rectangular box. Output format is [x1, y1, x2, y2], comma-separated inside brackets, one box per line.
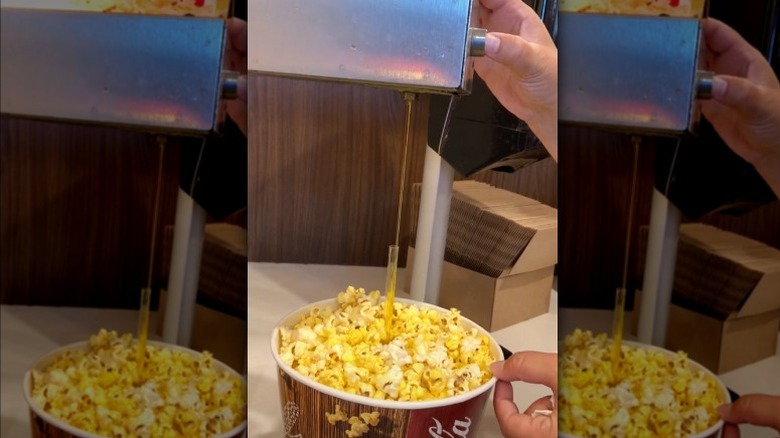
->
[559, 0, 699, 16]
[279, 287, 495, 402]
[559, 330, 723, 437]
[68, 0, 226, 16]
[30, 329, 246, 437]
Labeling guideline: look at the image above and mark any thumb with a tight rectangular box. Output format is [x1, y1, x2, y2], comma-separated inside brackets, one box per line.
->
[484, 32, 547, 81]
[488, 351, 557, 393]
[717, 394, 780, 432]
[711, 75, 768, 121]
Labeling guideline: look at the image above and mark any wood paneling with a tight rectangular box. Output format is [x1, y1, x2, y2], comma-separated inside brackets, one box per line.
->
[558, 126, 780, 310]
[0, 117, 181, 308]
[247, 76, 558, 266]
[558, 127, 658, 309]
[247, 76, 428, 266]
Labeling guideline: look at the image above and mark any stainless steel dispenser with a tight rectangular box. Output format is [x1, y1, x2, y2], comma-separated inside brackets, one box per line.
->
[559, 12, 712, 135]
[248, 0, 485, 95]
[1, 6, 240, 348]
[1, 8, 236, 135]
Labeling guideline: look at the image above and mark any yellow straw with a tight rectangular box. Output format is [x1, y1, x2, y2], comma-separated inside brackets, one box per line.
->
[137, 137, 165, 381]
[611, 137, 641, 384]
[384, 93, 416, 341]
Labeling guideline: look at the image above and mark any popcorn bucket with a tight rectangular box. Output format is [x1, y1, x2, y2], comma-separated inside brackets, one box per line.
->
[271, 297, 503, 438]
[559, 340, 730, 438]
[23, 340, 247, 438]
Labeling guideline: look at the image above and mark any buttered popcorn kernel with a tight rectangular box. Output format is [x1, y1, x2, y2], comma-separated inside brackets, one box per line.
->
[30, 329, 246, 437]
[559, 329, 722, 437]
[279, 287, 495, 402]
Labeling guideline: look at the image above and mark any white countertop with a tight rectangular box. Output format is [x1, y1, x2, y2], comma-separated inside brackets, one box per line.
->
[0, 305, 249, 438]
[4, 264, 775, 438]
[0, 263, 556, 438]
[0, 305, 159, 437]
[247, 262, 559, 438]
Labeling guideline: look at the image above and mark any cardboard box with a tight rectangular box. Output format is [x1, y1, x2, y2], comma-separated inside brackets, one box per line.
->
[633, 223, 780, 373]
[445, 266, 554, 332]
[406, 247, 554, 331]
[406, 181, 557, 331]
[634, 290, 779, 374]
[410, 181, 557, 275]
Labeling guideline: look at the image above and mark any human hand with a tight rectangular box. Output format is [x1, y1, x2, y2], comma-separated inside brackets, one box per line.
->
[718, 394, 780, 438]
[475, 0, 558, 161]
[225, 17, 247, 136]
[489, 351, 557, 438]
[701, 18, 780, 197]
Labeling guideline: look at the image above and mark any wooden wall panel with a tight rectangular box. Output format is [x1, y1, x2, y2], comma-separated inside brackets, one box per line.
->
[0, 117, 181, 308]
[248, 76, 427, 266]
[248, 76, 558, 266]
[700, 202, 780, 248]
[558, 127, 658, 309]
[558, 125, 780, 310]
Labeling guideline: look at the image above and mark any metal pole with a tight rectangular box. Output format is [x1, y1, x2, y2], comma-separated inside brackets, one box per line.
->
[162, 188, 206, 346]
[410, 146, 455, 304]
[638, 188, 682, 346]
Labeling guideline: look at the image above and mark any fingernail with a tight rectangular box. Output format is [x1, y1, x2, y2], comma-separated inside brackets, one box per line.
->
[712, 76, 727, 98]
[717, 403, 731, 417]
[485, 33, 500, 55]
[489, 360, 504, 374]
